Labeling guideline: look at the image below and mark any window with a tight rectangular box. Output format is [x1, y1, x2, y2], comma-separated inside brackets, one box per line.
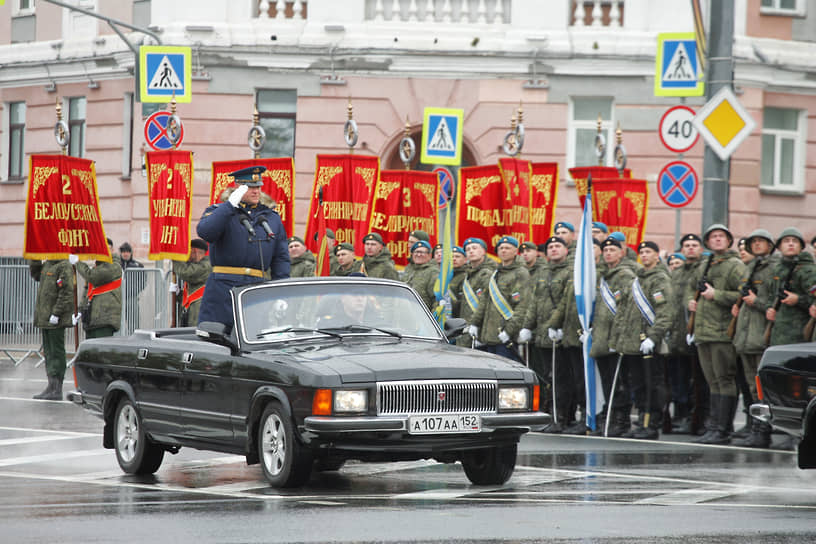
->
[11, 0, 36, 44]
[122, 93, 134, 179]
[568, 97, 615, 170]
[760, 0, 805, 16]
[256, 90, 297, 158]
[13, 0, 36, 16]
[760, 107, 806, 192]
[7, 102, 26, 180]
[68, 97, 87, 158]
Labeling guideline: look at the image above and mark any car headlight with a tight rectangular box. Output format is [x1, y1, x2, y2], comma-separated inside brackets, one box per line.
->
[498, 387, 528, 411]
[333, 390, 368, 413]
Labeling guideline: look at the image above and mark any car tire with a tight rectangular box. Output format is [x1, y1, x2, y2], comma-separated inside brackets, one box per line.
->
[461, 444, 517, 485]
[258, 402, 313, 487]
[113, 398, 164, 475]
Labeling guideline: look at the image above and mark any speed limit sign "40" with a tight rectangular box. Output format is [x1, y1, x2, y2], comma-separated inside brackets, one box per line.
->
[659, 105, 700, 154]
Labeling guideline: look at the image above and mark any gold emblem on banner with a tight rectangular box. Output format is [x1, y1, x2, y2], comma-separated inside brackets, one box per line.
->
[355, 167, 376, 194]
[316, 166, 343, 195]
[530, 174, 553, 205]
[573, 177, 588, 197]
[175, 163, 192, 196]
[32, 166, 59, 197]
[70, 169, 96, 196]
[264, 169, 292, 200]
[625, 190, 646, 224]
[414, 181, 436, 209]
[148, 163, 167, 194]
[376, 181, 400, 201]
[595, 190, 616, 217]
[214, 172, 234, 201]
[465, 175, 501, 203]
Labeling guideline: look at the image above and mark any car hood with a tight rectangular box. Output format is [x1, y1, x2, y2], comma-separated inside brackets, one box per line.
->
[259, 338, 529, 384]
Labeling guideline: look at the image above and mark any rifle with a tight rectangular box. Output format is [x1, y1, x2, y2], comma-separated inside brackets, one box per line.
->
[763, 257, 799, 345]
[727, 256, 764, 339]
[687, 253, 714, 335]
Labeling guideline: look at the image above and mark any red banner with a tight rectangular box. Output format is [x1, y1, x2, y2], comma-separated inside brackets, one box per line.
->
[314, 188, 331, 277]
[210, 158, 295, 237]
[568, 166, 631, 209]
[456, 164, 507, 255]
[529, 162, 560, 244]
[369, 170, 439, 269]
[305, 154, 380, 255]
[146, 150, 194, 260]
[497, 157, 532, 242]
[592, 178, 649, 252]
[24, 154, 110, 261]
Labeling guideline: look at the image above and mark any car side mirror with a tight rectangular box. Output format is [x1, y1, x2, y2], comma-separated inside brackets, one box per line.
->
[196, 321, 238, 353]
[444, 317, 467, 339]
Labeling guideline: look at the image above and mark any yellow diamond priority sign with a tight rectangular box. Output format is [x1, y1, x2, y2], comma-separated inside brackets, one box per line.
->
[691, 87, 756, 161]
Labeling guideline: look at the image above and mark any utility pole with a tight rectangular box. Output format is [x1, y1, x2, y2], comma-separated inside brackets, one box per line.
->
[701, 0, 734, 228]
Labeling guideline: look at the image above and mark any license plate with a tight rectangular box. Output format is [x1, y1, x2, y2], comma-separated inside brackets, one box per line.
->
[407, 414, 481, 435]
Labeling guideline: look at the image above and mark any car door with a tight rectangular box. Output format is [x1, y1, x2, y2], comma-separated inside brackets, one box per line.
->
[135, 340, 184, 439]
[179, 342, 236, 444]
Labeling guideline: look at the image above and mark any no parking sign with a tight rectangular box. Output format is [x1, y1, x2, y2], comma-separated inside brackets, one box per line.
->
[657, 161, 698, 208]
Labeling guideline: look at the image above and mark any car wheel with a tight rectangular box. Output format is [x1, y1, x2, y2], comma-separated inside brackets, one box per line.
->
[113, 398, 164, 475]
[461, 444, 517, 485]
[258, 403, 313, 487]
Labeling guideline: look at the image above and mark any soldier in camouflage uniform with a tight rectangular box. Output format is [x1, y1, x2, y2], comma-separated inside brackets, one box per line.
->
[590, 237, 637, 436]
[360, 232, 400, 280]
[519, 236, 573, 431]
[765, 227, 816, 346]
[326, 229, 339, 275]
[402, 240, 439, 312]
[520, 241, 545, 276]
[30, 258, 75, 400]
[288, 236, 316, 278]
[468, 236, 530, 362]
[448, 246, 468, 318]
[612, 241, 672, 439]
[731, 229, 777, 448]
[686, 224, 746, 445]
[171, 238, 212, 327]
[457, 237, 497, 347]
[331, 242, 362, 276]
[71, 240, 123, 338]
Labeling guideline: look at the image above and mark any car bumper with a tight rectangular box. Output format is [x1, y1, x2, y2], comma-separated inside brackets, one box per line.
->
[303, 411, 550, 433]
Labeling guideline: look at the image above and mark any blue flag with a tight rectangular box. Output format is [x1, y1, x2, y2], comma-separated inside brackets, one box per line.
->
[433, 202, 454, 326]
[574, 177, 604, 430]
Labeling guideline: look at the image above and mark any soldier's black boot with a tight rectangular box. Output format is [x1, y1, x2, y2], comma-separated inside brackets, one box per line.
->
[733, 419, 771, 448]
[32, 377, 55, 400]
[38, 376, 63, 401]
[621, 412, 643, 438]
[692, 394, 720, 444]
[633, 412, 661, 440]
[706, 395, 736, 445]
[672, 403, 693, 434]
[562, 411, 588, 435]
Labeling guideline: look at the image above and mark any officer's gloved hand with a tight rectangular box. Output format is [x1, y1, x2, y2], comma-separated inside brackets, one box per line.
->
[518, 328, 532, 344]
[686, 333, 695, 346]
[68, 254, 79, 265]
[498, 330, 510, 343]
[640, 337, 655, 355]
[228, 184, 248, 207]
[579, 328, 591, 344]
[72, 313, 81, 326]
[168, 283, 179, 294]
[49, 315, 59, 325]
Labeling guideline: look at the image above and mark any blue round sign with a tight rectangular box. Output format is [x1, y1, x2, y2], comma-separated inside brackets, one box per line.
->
[657, 160, 698, 208]
[433, 167, 455, 209]
[144, 111, 184, 151]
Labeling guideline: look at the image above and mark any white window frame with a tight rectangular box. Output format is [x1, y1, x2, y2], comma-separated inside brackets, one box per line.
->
[760, 108, 807, 194]
[62, 0, 98, 41]
[12, 0, 36, 17]
[760, 0, 806, 17]
[2, 101, 27, 183]
[67, 96, 87, 158]
[567, 96, 616, 174]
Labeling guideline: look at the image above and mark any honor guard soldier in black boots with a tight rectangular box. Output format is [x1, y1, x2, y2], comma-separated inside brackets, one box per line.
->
[197, 166, 290, 330]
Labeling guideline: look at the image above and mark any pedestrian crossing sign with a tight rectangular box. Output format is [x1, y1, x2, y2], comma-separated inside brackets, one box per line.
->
[654, 33, 704, 97]
[421, 107, 464, 165]
[139, 46, 192, 103]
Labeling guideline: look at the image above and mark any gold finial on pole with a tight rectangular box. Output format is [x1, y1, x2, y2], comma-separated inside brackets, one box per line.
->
[55, 97, 69, 155]
[613, 121, 628, 177]
[616, 121, 623, 146]
[596, 114, 604, 166]
[343, 97, 359, 152]
[517, 101, 524, 127]
[250, 105, 264, 159]
[402, 116, 412, 170]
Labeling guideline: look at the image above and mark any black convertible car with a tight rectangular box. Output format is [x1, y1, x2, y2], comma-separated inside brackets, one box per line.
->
[752, 342, 816, 468]
[68, 277, 548, 487]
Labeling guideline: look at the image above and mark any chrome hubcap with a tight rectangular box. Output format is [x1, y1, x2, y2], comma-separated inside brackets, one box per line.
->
[116, 405, 138, 463]
[261, 413, 286, 476]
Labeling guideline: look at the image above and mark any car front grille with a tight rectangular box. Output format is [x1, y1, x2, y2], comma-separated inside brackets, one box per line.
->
[377, 380, 497, 415]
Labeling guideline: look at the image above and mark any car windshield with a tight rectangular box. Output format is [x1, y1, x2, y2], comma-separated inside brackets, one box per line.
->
[238, 281, 442, 344]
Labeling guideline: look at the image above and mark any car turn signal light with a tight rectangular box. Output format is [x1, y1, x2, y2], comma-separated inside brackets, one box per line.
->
[532, 385, 540, 412]
[312, 389, 332, 415]
[755, 375, 763, 401]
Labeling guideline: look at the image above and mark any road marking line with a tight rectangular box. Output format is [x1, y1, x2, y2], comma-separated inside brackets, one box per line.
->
[0, 426, 100, 437]
[0, 435, 94, 446]
[0, 395, 70, 404]
[636, 487, 748, 505]
[0, 449, 109, 467]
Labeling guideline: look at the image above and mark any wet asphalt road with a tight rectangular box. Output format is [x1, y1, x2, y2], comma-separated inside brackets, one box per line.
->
[2, 359, 815, 544]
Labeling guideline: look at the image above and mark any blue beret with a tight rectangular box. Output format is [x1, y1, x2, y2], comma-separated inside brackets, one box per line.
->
[610, 231, 627, 243]
[554, 221, 575, 233]
[411, 240, 432, 253]
[463, 237, 487, 250]
[671, 252, 686, 262]
[495, 235, 519, 251]
[229, 165, 266, 187]
[592, 221, 608, 233]
[452, 245, 466, 256]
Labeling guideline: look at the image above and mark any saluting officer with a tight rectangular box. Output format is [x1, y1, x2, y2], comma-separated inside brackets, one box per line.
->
[197, 166, 290, 330]
[468, 236, 530, 362]
[456, 237, 497, 348]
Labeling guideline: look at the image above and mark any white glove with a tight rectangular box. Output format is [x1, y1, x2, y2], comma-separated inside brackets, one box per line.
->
[686, 333, 695, 346]
[498, 330, 510, 343]
[68, 254, 79, 265]
[474, 339, 485, 348]
[579, 328, 591, 344]
[518, 328, 532, 344]
[548, 328, 564, 342]
[640, 337, 655, 355]
[228, 184, 248, 207]
[49, 315, 59, 325]
[467, 325, 479, 338]
[168, 283, 179, 294]
[72, 313, 82, 326]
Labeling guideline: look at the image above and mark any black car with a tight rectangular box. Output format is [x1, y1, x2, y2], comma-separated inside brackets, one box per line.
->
[752, 342, 816, 468]
[68, 277, 548, 487]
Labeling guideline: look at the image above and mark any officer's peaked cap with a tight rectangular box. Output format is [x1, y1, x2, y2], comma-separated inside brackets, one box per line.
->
[230, 166, 266, 187]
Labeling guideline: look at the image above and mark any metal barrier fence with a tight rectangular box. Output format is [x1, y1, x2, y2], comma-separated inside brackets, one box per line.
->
[0, 265, 170, 366]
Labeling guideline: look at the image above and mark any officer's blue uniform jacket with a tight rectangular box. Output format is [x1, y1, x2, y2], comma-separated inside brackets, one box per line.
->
[196, 200, 290, 328]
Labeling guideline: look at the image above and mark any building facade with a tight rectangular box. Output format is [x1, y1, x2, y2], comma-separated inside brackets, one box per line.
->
[1, 0, 815, 260]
